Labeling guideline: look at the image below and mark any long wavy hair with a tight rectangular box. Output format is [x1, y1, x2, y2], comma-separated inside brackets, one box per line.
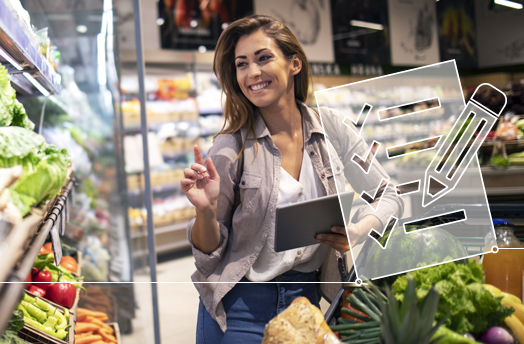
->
[213, 14, 311, 157]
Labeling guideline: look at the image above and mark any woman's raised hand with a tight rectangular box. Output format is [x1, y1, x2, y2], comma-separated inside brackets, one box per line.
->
[181, 145, 220, 213]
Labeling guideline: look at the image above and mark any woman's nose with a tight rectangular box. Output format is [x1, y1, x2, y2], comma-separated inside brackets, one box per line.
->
[248, 63, 261, 78]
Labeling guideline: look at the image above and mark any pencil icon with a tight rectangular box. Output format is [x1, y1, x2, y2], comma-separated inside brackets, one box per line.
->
[422, 84, 507, 207]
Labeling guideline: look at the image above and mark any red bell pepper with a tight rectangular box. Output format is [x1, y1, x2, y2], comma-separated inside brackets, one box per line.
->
[31, 266, 53, 289]
[28, 285, 46, 297]
[45, 282, 76, 308]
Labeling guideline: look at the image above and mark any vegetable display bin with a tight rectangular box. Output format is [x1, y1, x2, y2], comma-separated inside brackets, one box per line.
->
[106, 322, 122, 344]
[18, 292, 77, 344]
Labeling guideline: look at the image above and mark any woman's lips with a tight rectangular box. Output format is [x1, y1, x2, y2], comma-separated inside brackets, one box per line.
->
[248, 81, 271, 93]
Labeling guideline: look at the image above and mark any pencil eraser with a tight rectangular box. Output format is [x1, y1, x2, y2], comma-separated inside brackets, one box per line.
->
[470, 84, 507, 117]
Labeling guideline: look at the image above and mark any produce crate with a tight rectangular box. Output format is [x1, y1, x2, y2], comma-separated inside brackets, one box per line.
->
[18, 292, 77, 344]
[106, 322, 121, 343]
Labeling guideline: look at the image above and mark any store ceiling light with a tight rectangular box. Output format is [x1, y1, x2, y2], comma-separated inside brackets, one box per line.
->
[76, 25, 88, 33]
[350, 20, 384, 31]
[222, 22, 229, 30]
[198, 45, 207, 53]
[23, 72, 50, 97]
[0, 47, 23, 70]
[156, 17, 165, 26]
[190, 19, 198, 28]
[494, 0, 523, 9]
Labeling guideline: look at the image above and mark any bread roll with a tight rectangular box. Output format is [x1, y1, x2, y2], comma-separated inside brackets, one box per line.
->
[262, 297, 342, 344]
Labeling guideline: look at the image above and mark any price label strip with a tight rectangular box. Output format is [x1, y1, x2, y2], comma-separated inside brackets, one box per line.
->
[50, 215, 63, 267]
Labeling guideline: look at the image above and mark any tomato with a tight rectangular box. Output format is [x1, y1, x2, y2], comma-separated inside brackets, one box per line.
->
[39, 242, 53, 255]
[60, 256, 78, 274]
[28, 285, 46, 297]
[46, 283, 76, 308]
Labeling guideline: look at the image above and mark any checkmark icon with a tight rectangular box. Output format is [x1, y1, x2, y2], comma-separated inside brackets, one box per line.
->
[352, 140, 381, 174]
[368, 215, 399, 249]
[360, 178, 390, 211]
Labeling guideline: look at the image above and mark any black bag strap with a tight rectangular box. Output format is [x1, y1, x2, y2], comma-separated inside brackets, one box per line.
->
[232, 130, 244, 212]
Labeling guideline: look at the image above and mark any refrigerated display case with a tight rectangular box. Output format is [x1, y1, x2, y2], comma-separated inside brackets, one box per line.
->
[0, 0, 157, 342]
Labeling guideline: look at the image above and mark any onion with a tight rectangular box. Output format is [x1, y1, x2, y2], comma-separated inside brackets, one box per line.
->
[480, 327, 514, 344]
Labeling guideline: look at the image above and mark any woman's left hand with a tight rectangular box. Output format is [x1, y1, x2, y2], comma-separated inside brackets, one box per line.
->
[315, 215, 382, 253]
[315, 225, 355, 253]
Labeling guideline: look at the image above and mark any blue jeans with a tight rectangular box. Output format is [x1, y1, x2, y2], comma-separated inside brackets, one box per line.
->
[196, 270, 320, 344]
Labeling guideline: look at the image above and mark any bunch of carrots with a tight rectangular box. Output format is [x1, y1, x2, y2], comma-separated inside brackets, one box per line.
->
[74, 308, 117, 344]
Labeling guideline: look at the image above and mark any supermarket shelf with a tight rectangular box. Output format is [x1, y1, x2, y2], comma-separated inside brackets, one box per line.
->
[130, 221, 188, 239]
[0, 178, 74, 336]
[132, 240, 191, 258]
[128, 182, 181, 195]
[0, 1, 61, 96]
[480, 139, 524, 148]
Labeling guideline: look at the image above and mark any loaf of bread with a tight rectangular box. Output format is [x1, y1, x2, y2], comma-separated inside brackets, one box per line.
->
[261, 297, 342, 344]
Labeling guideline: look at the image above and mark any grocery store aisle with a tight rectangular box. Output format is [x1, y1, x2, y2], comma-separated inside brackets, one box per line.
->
[122, 251, 199, 344]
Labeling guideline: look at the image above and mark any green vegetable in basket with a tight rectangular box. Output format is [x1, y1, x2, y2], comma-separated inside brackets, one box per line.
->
[20, 301, 47, 323]
[508, 150, 524, 166]
[517, 119, 524, 131]
[491, 154, 509, 167]
[34, 297, 67, 330]
[23, 316, 67, 340]
[392, 260, 514, 336]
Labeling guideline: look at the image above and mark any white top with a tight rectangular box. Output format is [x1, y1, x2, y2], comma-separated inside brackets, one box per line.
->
[245, 147, 328, 282]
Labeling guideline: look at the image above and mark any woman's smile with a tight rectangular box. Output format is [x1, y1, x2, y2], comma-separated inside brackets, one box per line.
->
[249, 81, 272, 93]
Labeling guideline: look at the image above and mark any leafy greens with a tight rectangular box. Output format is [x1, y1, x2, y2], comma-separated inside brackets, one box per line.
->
[0, 310, 26, 344]
[0, 127, 70, 215]
[0, 65, 35, 131]
[392, 260, 514, 336]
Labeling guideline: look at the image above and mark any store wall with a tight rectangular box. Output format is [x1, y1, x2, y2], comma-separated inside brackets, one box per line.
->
[115, 0, 161, 51]
[476, 0, 524, 68]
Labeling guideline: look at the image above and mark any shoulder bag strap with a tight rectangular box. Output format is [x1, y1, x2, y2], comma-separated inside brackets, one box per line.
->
[232, 131, 244, 212]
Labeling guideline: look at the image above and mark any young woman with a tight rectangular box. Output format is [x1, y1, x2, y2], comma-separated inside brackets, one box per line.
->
[181, 14, 403, 343]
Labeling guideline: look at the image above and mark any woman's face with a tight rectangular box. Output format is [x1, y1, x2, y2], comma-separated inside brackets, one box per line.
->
[234, 29, 301, 109]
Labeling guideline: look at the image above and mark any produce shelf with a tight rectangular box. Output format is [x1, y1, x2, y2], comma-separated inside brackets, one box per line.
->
[130, 221, 189, 239]
[0, 177, 74, 336]
[20, 290, 78, 344]
[0, 0, 61, 96]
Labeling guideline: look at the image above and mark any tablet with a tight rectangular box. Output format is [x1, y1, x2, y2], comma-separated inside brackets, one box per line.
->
[274, 191, 355, 252]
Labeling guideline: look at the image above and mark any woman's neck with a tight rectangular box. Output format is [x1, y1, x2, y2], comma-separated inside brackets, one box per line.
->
[258, 96, 302, 138]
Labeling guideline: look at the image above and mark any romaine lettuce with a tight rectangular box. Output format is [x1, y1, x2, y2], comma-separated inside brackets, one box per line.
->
[0, 127, 70, 215]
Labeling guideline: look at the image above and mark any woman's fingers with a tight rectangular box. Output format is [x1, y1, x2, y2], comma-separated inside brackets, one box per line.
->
[206, 157, 219, 181]
[190, 163, 207, 175]
[315, 232, 350, 253]
[184, 168, 204, 180]
[194, 145, 204, 165]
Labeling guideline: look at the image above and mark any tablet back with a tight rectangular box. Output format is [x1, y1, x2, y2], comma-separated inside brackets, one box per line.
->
[274, 191, 354, 252]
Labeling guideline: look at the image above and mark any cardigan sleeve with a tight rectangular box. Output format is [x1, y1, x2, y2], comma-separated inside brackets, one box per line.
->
[186, 134, 240, 277]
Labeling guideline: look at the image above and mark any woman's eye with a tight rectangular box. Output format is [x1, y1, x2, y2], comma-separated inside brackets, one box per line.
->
[236, 61, 247, 68]
[260, 55, 271, 62]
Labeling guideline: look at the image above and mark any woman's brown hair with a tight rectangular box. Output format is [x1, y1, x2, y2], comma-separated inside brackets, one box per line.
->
[213, 14, 312, 157]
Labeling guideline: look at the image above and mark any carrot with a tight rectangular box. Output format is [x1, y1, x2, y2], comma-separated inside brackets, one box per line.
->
[88, 318, 114, 333]
[77, 308, 109, 320]
[97, 329, 117, 343]
[75, 334, 102, 344]
[75, 323, 100, 333]
[77, 313, 87, 322]
[75, 332, 93, 337]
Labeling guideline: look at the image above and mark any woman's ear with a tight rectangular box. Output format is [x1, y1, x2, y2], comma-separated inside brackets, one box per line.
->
[290, 54, 302, 76]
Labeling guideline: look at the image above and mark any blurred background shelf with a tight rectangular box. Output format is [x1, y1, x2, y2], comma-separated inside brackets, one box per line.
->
[0, 0, 61, 96]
